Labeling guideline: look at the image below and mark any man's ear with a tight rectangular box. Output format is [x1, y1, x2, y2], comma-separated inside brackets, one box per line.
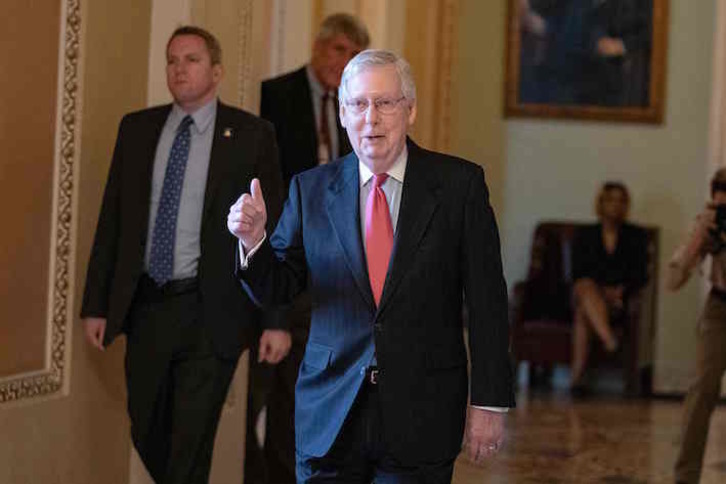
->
[407, 101, 417, 127]
[213, 64, 224, 83]
[339, 104, 347, 128]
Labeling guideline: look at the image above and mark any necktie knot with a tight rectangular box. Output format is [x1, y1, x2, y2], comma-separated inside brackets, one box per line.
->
[373, 173, 388, 189]
[178, 115, 193, 132]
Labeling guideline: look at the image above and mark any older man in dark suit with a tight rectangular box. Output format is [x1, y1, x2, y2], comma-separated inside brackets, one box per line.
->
[260, 13, 369, 186]
[81, 26, 288, 484]
[246, 13, 370, 484]
[229, 49, 514, 483]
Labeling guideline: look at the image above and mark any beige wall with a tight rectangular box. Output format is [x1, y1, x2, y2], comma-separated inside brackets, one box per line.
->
[449, 0, 507, 211]
[485, 0, 716, 392]
[0, 0, 61, 377]
[0, 0, 152, 482]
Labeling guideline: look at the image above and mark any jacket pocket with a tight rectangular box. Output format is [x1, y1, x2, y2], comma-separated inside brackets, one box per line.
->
[303, 342, 333, 370]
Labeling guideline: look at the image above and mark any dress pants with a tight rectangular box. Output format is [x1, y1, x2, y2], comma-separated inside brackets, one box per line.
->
[125, 276, 237, 484]
[295, 379, 456, 484]
[675, 292, 726, 484]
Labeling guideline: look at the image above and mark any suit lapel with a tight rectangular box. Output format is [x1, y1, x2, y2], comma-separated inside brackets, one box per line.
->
[294, 70, 319, 170]
[138, 106, 172, 241]
[202, 102, 233, 219]
[327, 154, 375, 308]
[378, 141, 442, 313]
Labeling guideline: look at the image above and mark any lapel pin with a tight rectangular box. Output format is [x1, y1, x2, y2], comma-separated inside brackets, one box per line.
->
[223, 127, 233, 138]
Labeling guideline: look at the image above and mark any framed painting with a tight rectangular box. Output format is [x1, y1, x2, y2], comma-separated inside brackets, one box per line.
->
[504, 0, 669, 123]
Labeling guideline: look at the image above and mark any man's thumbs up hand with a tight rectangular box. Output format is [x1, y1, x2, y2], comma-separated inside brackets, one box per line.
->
[228, 178, 267, 250]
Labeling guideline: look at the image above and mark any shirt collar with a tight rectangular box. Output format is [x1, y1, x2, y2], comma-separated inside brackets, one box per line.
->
[358, 146, 408, 188]
[306, 64, 334, 98]
[169, 98, 217, 134]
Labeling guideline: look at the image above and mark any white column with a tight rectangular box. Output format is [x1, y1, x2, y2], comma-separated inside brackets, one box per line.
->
[268, 0, 314, 77]
[146, 0, 192, 106]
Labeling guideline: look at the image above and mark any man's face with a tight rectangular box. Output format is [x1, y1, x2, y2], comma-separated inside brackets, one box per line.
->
[311, 33, 362, 90]
[340, 65, 416, 174]
[166, 34, 222, 112]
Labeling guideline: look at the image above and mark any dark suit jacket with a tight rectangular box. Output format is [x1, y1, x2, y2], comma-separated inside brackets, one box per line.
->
[81, 102, 284, 360]
[239, 140, 515, 464]
[260, 66, 351, 189]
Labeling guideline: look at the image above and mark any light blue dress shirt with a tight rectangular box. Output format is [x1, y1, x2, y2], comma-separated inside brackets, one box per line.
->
[144, 99, 217, 279]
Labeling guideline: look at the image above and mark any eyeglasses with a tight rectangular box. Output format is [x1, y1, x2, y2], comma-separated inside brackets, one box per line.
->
[344, 96, 406, 115]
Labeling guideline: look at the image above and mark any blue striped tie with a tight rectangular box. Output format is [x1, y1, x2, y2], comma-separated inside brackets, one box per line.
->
[148, 115, 194, 284]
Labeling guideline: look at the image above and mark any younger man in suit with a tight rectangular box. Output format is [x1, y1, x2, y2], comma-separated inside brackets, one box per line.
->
[81, 26, 289, 483]
[246, 13, 370, 484]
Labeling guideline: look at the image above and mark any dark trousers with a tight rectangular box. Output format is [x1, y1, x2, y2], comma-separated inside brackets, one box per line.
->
[295, 381, 456, 484]
[675, 292, 726, 484]
[245, 295, 310, 484]
[125, 277, 237, 484]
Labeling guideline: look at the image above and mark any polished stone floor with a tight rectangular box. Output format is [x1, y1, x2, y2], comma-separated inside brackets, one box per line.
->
[452, 389, 726, 483]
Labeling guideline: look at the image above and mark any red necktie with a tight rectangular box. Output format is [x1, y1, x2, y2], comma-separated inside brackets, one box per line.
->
[365, 174, 393, 306]
[318, 93, 332, 164]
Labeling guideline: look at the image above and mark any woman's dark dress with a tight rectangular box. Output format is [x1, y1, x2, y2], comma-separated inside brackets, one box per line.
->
[572, 222, 648, 323]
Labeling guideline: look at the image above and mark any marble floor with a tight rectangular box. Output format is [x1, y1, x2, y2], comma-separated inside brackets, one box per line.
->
[452, 389, 726, 483]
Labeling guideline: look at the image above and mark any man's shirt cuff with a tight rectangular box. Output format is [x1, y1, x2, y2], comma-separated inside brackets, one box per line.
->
[238, 232, 267, 269]
[471, 405, 509, 413]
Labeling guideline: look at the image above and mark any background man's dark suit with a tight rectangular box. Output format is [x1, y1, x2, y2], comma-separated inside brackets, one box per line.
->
[260, 66, 351, 189]
[238, 139, 515, 468]
[81, 102, 283, 479]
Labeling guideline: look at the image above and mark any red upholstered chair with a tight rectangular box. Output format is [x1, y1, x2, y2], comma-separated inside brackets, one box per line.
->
[510, 221, 659, 395]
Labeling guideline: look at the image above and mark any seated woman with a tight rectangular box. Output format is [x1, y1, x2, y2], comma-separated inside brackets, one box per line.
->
[570, 181, 648, 392]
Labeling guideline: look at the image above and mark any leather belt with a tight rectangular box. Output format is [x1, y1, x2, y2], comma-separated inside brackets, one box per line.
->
[137, 273, 199, 300]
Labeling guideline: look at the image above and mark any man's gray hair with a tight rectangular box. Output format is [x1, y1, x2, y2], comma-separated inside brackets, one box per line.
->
[339, 49, 417, 104]
[316, 13, 370, 49]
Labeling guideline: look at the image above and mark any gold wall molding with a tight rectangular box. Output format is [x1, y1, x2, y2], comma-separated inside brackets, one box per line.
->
[0, 0, 81, 404]
[236, 0, 254, 108]
[404, 0, 459, 152]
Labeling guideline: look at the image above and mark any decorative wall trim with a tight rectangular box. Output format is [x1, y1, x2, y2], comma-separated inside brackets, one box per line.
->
[237, 0, 254, 108]
[0, 0, 81, 404]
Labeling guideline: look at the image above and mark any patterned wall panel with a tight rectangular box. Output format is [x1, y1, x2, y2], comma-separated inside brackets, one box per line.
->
[0, 0, 81, 404]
